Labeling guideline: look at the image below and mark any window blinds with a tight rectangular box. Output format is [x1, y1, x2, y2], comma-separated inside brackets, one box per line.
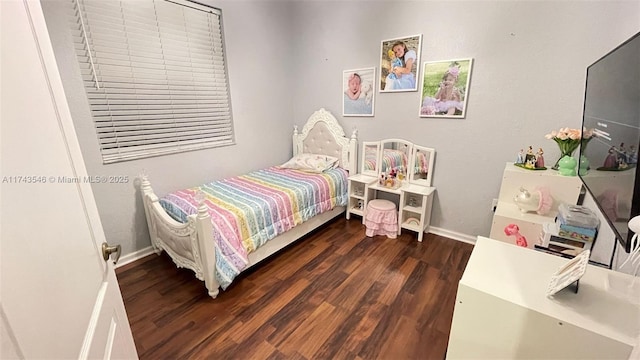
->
[71, 0, 234, 163]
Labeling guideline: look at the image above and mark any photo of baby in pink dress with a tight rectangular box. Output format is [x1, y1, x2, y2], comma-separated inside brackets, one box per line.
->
[419, 59, 473, 118]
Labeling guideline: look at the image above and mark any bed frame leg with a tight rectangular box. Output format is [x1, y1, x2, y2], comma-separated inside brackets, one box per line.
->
[208, 288, 220, 299]
[194, 199, 221, 299]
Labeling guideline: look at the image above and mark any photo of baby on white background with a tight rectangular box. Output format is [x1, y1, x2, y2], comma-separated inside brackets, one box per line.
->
[419, 58, 473, 118]
[342, 67, 375, 117]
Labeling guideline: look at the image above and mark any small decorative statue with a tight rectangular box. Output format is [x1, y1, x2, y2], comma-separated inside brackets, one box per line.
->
[516, 149, 525, 164]
[535, 148, 545, 168]
[515, 146, 546, 170]
[504, 223, 528, 248]
[525, 156, 537, 169]
[514, 187, 540, 213]
[525, 146, 535, 164]
[513, 186, 553, 215]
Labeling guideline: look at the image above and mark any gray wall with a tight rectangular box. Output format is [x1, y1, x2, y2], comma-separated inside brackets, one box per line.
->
[43, 0, 640, 256]
[291, 1, 640, 239]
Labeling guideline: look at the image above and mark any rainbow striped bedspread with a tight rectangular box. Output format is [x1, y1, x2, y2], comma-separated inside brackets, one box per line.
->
[159, 166, 348, 289]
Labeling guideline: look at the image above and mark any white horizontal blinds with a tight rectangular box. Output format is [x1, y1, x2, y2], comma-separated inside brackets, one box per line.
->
[71, 0, 234, 163]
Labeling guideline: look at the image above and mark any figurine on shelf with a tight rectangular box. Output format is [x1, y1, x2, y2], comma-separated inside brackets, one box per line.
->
[525, 146, 535, 163]
[535, 148, 545, 168]
[524, 157, 535, 169]
[516, 149, 525, 164]
[514, 145, 547, 170]
[504, 223, 528, 248]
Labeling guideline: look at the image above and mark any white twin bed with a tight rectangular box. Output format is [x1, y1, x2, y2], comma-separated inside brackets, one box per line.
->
[140, 109, 357, 298]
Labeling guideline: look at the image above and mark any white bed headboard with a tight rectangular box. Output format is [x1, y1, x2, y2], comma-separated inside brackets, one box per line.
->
[293, 108, 358, 174]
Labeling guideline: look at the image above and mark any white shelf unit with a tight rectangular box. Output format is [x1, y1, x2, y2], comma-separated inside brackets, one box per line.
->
[399, 184, 435, 242]
[346, 174, 377, 222]
[490, 162, 582, 248]
[369, 182, 436, 242]
[447, 236, 640, 359]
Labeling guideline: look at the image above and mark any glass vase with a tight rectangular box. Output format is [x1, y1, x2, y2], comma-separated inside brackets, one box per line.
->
[558, 155, 577, 176]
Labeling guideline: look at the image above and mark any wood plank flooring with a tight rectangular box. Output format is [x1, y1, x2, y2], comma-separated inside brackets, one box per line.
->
[116, 217, 474, 359]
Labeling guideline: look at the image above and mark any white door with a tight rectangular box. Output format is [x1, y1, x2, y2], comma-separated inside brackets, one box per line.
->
[0, 1, 138, 359]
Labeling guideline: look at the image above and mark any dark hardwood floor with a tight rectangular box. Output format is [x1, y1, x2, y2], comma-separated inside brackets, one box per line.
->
[116, 217, 474, 360]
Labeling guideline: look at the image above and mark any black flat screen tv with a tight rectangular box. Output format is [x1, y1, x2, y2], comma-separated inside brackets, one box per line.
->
[579, 31, 640, 253]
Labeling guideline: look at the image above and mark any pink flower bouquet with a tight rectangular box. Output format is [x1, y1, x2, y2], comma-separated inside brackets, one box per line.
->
[545, 127, 594, 169]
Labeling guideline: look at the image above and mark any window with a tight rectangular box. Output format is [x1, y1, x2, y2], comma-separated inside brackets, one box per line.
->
[71, 0, 234, 163]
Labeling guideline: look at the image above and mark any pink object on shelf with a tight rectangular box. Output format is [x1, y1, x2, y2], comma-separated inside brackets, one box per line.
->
[536, 187, 553, 215]
[364, 199, 398, 239]
[504, 223, 528, 248]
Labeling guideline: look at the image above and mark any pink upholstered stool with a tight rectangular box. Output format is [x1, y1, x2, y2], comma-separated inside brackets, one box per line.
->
[364, 199, 398, 239]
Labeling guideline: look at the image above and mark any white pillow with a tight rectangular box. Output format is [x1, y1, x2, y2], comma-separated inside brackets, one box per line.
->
[279, 153, 339, 173]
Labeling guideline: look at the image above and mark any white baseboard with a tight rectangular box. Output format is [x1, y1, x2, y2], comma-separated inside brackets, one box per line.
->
[116, 246, 155, 269]
[429, 226, 477, 245]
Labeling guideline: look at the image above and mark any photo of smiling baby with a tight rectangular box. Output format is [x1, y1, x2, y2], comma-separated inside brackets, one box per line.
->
[419, 58, 473, 118]
[343, 67, 376, 117]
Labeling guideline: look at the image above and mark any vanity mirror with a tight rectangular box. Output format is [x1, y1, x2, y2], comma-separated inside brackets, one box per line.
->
[409, 145, 436, 187]
[378, 139, 413, 180]
[361, 141, 380, 177]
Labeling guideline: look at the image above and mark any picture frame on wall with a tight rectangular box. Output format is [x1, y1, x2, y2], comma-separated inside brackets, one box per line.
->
[343, 67, 376, 117]
[419, 58, 473, 118]
[379, 34, 422, 92]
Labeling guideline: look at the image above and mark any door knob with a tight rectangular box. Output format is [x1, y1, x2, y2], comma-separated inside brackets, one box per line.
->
[102, 242, 121, 264]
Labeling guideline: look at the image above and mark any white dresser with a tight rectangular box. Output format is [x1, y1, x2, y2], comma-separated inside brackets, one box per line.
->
[447, 236, 640, 359]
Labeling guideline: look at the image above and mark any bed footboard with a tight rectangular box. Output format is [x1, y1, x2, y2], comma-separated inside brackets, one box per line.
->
[140, 176, 220, 298]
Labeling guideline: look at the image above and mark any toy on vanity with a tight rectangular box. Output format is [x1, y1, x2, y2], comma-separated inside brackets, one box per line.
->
[379, 167, 403, 189]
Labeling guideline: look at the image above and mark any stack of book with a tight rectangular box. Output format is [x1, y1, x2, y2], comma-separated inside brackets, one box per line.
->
[538, 204, 599, 255]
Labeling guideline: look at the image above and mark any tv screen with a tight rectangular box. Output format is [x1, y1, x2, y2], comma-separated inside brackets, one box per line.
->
[579, 32, 640, 253]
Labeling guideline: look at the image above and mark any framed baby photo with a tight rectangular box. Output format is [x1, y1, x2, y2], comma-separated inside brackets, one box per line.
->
[379, 34, 422, 92]
[419, 58, 474, 118]
[343, 67, 376, 117]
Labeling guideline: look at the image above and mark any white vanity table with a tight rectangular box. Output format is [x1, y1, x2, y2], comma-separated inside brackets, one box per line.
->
[368, 182, 435, 241]
[346, 139, 436, 242]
